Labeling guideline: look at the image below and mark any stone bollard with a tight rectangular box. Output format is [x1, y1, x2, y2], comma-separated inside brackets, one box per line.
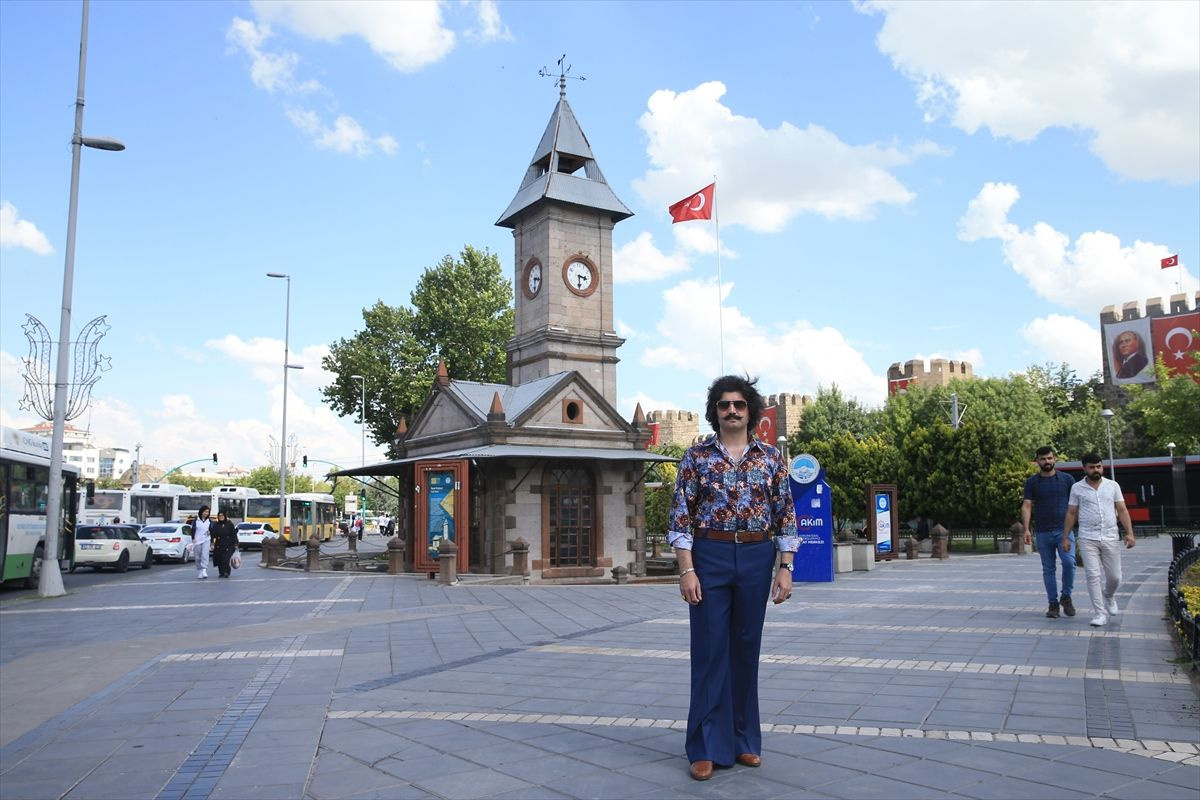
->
[347, 530, 357, 553]
[611, 565, 629, 584]
[387, 536, 406, 574]
[905, 537, 918, 560]
[510, 537, 529, 577]
[438, 537, 458, 585]
[260, 538, 272, 567]
[1009, 522, 1027, 554]
[263, 537, 284, 567]
[306, 538, 321, 571]
[931, 524, 950, 560]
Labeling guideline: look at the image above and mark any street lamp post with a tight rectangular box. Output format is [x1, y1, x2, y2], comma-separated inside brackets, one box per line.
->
[267, 273, 303, 535]
[1100, 408, 1115, 482]
[351, 374, 366, 467]
[40, 0, 125, 598]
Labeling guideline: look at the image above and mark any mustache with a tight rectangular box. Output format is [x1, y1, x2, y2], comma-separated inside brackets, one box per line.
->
[722, 413, 742, 421]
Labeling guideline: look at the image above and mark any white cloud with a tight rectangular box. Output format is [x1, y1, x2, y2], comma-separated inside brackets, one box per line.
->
[613, 232, 690, 284]
[205, 335, 331, 389]
[958, 182, 1195, 314]
[672, 224, 738, 258]
[643, 279, 884, 404]
[226, 17, 321, 94]
[634, 82, 921, 231]
[286, 109, 398, 157]
[861, 0, 1200, 183]
[912, 349, 985, 371]
[470, 0, 512, 42]
[251, 0, 456, 72]
[0, 201, 54, 255]
[1020, 314, 1102, 376]
[156, 394, 198, 420]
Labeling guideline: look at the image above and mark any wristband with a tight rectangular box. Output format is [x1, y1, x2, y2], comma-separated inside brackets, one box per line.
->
[679, 568, 696, 578]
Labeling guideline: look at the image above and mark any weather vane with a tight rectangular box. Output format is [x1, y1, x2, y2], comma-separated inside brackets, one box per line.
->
[539, 54, 586, 97]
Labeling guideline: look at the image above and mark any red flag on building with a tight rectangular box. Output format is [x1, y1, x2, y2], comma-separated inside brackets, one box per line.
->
[668, 183, 714, 223]
[756, 406, 777, 446]
[1161, 254, 1179, 268]
[1151, 312, 1200, 379]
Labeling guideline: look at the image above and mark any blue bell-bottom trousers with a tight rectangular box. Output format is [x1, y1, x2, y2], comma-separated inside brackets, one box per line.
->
[685, 537, 776, 765]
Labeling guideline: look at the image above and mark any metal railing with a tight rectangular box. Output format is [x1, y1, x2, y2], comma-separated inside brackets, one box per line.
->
[1167, 543, 1199, 671]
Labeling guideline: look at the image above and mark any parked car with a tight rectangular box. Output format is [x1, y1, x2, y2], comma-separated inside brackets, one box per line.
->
[71, 525, 153, 572]
[236, 522, 277, 550]
[140, 522, 194, 562]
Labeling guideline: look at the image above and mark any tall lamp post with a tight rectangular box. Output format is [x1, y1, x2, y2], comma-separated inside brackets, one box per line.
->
[267, 273, 303, 534]
[41, 0, 125, 598]
[351, 374, 366, 467]
[1100, 408, 1115, 482]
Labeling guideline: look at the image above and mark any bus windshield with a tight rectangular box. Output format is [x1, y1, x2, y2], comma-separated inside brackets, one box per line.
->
[245, 498, 278, 518]
[86, 491, 124, 510]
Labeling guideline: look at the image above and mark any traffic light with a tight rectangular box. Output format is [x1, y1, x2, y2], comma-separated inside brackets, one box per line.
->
[302, 455, 308, 468]
[212, 452, 218, 464]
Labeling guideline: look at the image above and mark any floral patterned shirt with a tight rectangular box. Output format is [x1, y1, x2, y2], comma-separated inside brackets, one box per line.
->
[667, 435, 799, 552]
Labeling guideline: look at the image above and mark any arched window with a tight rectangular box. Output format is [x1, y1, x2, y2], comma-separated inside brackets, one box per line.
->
[545, 465, 594, 568]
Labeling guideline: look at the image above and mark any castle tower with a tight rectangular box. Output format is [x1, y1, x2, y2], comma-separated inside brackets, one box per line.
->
[496, 80, 633, 407]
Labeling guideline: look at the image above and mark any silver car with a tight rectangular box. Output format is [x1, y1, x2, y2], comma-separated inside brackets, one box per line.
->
[140, 523, 194, 562]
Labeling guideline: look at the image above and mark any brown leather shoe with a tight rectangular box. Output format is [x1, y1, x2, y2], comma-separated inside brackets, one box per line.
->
[736, 753, 762, 767]
[689, 760, 714, 781]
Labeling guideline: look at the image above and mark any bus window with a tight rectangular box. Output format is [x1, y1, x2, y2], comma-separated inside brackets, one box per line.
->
[245, 498, 278, 518]
[87, 491, 124, 510]
[10, 464, 49, 513]
[131, 496, 172, 524]
[218, 498, 245, 520]
[176, 494, 209, 515]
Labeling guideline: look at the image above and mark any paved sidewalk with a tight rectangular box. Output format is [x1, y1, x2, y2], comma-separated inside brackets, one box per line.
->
[1, 537, 1197, 799]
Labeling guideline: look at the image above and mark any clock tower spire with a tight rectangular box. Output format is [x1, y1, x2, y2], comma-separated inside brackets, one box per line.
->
[496, 76, 632, 407]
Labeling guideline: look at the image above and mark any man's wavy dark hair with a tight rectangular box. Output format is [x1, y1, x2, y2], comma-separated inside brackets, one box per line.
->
[704, 374, 765, 433]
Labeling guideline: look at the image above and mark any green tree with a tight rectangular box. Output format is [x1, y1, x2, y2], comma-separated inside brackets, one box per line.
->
[1019, 363, 1111, 459]
[644, 444, 683, 539]
[1126, 354, 1200, 454]
[793, 385, 878, 446]
[790, 433, 897, 536]
[241, 466, 316, 495]
[322, 246, 514, 458]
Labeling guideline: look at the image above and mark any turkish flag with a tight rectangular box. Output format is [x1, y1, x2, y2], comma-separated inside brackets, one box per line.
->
[1161, 254, 1179, 268]
[668, 183, 714, 223]
[1151, 312, 1200, 378]
[756, 406, 777, 446]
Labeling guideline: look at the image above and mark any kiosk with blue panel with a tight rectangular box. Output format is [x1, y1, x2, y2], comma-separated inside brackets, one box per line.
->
[789, 453, 834, 582]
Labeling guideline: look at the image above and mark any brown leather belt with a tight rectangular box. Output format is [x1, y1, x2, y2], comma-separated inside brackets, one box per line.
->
[696, 529, 771, 544]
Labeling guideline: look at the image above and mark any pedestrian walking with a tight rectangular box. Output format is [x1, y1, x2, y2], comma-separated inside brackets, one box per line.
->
[668, 374, 798, 782]
[1062, 452, 1136, 627]
[353, 515, 363, 541]
[211, 510, 239, 578]
[192, 506, 212, 580]
[1021, 445, 1078, 618]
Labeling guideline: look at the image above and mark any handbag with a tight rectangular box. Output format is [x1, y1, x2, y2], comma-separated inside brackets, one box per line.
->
[230, 550, 242, 570]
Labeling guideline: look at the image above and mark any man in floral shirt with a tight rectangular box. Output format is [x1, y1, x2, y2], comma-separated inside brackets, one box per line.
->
[668, 375, 799, 781]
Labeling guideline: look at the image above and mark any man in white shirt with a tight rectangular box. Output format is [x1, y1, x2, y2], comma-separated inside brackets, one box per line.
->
[1062, 452, 1135, 627]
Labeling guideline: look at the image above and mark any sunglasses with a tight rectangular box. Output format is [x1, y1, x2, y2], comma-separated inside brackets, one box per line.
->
[717, 400, 748, 411]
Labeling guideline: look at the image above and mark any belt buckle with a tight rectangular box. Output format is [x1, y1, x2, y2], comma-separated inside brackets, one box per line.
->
[734, 531, 742, 544]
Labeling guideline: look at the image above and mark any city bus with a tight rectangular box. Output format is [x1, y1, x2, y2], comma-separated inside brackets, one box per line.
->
[79, 488, 131, 525]
[245, 492, 337, 543]
[173, 486, 261, 524]
[129, 482, 189, 525]
[1, 425, 80, 588]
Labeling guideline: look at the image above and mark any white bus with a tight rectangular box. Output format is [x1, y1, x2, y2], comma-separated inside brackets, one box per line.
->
[129, 482, 189, 525]
[1, 425, 81, 588]
[173, 485, 261, 525]
[79, 489, 131, 525]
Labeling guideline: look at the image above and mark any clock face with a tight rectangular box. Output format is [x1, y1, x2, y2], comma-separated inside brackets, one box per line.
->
[523, 259, 542, 298]
[563, 257, 597, 297]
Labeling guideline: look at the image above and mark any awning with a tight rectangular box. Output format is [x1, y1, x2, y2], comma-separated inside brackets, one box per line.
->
[329, 444, 676, 478]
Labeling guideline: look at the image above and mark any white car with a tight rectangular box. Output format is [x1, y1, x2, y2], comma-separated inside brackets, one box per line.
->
[141, 523, 194, 562]
[72, 525, 153, 572]
[236, 522, 277, 549]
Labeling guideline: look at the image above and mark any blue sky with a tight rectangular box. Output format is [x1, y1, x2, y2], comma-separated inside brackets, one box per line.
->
[1, 0, 1197, 474]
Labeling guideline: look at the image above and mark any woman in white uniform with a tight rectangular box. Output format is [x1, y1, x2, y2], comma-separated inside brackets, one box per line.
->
[192, 505, 212, 580]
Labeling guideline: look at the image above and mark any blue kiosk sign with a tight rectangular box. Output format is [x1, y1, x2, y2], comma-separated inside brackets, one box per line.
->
[789, 453, 834, 583]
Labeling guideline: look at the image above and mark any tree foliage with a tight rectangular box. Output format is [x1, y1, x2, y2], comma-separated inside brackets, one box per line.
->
[321, 246, 514, 458]
[791, 433, 896, 536]
[1127, 354, 1200, 454]
[793, 385, 878, 446]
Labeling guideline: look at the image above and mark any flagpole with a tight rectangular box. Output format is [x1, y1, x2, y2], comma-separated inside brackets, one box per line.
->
[714, 177, 724, 373]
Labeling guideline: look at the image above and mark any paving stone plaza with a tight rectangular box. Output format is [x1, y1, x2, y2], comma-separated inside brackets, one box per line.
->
[1, 536, 1197, 799]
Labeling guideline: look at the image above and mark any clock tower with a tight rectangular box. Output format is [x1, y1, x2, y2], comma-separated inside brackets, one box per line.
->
[496, 82, 632, 407]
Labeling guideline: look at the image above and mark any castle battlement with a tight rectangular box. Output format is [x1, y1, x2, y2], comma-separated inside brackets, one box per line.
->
[887, 357, 975, 396]
[1100, 291, 1199, 324]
